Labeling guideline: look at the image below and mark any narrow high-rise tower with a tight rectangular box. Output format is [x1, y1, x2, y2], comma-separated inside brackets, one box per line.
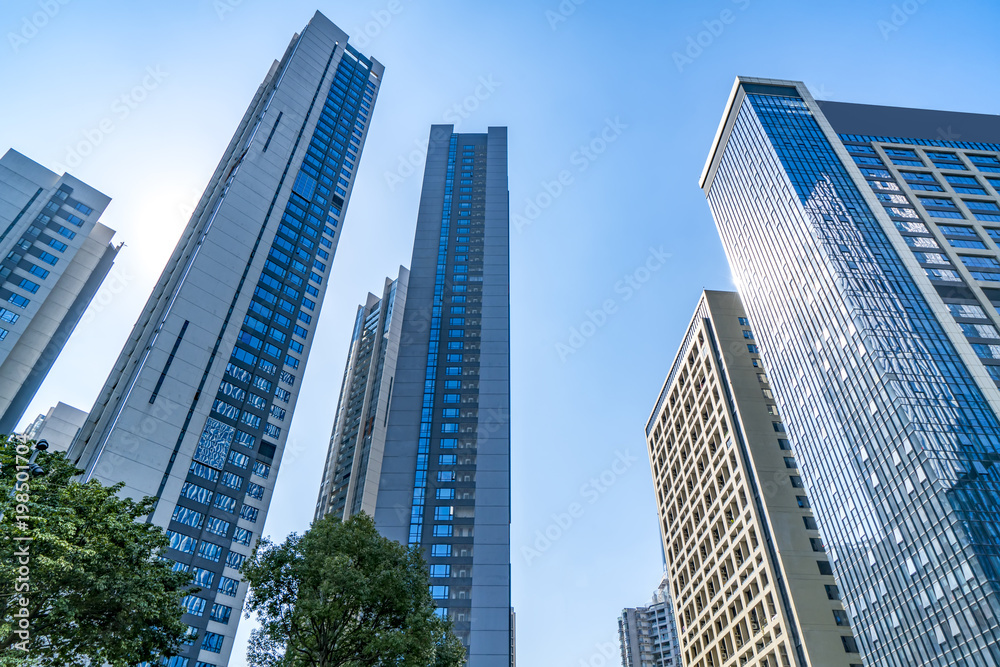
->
[317, 125, 511, 665]
[0, 149, 119, 432]
[315, 266, 408, 521]
[68, 12, 382, 665]
[701, 77, 1000, 666]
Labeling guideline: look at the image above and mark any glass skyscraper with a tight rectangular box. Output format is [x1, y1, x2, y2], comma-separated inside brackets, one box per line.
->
[702, 77, 1000, 665]
[359, 125, 512, 665]
[67, 12, 382, 666]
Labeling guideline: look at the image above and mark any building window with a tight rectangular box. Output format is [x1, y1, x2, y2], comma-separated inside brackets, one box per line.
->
[180, 482, 213, 505]
[205, 517, 231, 537]
[190, 461, 220, 483]
[841, 636, 860, 653]
[201, 632, 225, 653]
[429, 565, 451, 578]
[214, 493, 237, 513]
[26, 264, 49, 279]
[181, 595, 206, 616]
[166, 530, 197, 554]
[818, 561, 834, 575]
[826, 585, 841, 600]
[221, 472, 244, 490]
[191, 567, 214, 588]
[210, 603, 233, 624]
[228, 450, 250, 469]
[172, 506, 205, 529]
[833, 610, 850, 626]
[218, 576, 239, 597]
[240, 505, 259, 523]
[238, 410, 261, 430]
[198, 541, 223, 562]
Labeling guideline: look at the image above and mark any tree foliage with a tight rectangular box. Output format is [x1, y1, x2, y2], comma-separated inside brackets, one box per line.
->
[0, 435, 193, 666]
[242, 512, 466, 667]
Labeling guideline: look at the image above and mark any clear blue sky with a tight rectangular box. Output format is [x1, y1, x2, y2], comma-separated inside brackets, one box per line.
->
[3, 0, 999, 664]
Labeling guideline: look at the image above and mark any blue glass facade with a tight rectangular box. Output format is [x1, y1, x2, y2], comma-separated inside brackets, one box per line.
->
[408, 134, 459, 546]
[375, 126, 511, 665]
[703, 80, 1000, 665]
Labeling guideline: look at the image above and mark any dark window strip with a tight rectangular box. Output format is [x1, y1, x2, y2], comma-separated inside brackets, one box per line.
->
[149, 320, 190, 403]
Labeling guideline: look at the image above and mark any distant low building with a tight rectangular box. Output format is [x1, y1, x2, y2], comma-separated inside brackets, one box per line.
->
[22, 401, 87, 452]
[618, 573, 679, 667]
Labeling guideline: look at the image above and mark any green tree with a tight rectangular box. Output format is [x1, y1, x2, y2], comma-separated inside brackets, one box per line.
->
[0, 435, 194, 666]
[242, 512, 466, 667]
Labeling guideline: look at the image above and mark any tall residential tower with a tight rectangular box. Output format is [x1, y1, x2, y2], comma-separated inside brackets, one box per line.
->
[646, 290, 856, 666]
[702, 77, 1000, 666]
[315, 267, 408, 520]
[317, 125, 511, 665]
[68, 12, 382, 665]
[0, 149, 119, 433]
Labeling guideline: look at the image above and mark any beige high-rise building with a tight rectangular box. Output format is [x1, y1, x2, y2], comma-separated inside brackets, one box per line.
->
[645, 291, 859, 667]
[0, 149, 119, 433]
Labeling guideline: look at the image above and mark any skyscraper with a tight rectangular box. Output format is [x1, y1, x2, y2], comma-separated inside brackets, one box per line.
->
[647, 290, 857, 665]
[618, 574, 679, 667]
[323, 124, 511, 664]
[315, 266, 408, 521]
[701, 77, 1000, 665]
[0, 149, 119, 433]
[67, 12, 382, 665]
